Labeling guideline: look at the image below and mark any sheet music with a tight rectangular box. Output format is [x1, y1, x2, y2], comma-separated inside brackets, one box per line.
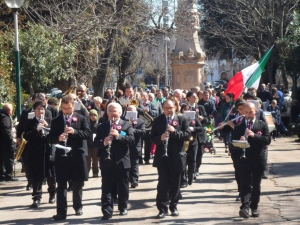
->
[125, 111, 138, 120]
[119, 98, 130, 105]
[232, 140, 250, 148]
[54, 144, 71, 153]
[28, 112, 35, 119]
[74, 102, 81, 111]
[183, 111, 196, 120]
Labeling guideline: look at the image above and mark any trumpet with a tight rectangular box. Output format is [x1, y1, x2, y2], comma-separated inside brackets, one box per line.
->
[240, 119, 249, 160]
[212, 114, 245, 132]
[106, 117, 115, 160]
[162, 114, 171, 158]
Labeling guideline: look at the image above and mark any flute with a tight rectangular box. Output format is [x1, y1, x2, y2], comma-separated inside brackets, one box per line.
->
[212, 114, 245, 132]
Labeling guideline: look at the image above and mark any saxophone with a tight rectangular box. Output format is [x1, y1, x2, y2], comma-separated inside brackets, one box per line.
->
[15, 132, 27, 160]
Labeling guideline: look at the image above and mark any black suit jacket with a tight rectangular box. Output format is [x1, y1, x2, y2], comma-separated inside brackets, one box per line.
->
[24, 116, 54, 180]
[17, 108, 52, 138]
[129, 118, 146, 151]
[48, 113, 91, 181]
[47, 105, 58, 119]
[150, 114, 191, 171]
[230, 119, 271, 168]
[0, 111, 13, 145]
[94, 119, 135, 170]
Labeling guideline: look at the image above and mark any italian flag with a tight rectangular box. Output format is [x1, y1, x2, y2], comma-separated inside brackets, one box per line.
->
[225, 46, 274, 100]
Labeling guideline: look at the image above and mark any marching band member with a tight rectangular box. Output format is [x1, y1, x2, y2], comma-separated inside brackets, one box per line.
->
[186, 91, 208, 177]
[180, 104, 204, 187]
[150, 99, 191, 218]
[223, 102, 271, 218]
[94, 103, 134, 220]
[23, 100, 56, 208]
[126, 105, 146, 188]
[121, 86, 144, 116]
[49, 95, 91, 221]
[86, 109, 100, 177]
[220, 99, 246, 201]
[77, 84, 96, 112]
[17, 93, 52, 190]
[141, 91, 158, 164]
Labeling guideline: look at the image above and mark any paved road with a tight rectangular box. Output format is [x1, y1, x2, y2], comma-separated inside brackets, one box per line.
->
[0, 137, 299, 225]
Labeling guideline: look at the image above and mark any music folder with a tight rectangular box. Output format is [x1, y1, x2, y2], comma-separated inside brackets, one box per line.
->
[54, 144, 71, 153]
[119, 98, 130, 106]
[183, 111, 196, 120]
[232, 140, 250, 149]
[125, 111, 137, 121]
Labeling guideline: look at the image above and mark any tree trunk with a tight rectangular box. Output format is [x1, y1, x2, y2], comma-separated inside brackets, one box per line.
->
[27, 81, 34, 97]
[92, 29, 117, 97]
[116, 48, 133, 92]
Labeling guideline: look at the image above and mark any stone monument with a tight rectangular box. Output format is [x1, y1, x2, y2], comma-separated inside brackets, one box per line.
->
[170, 0, 206, 90]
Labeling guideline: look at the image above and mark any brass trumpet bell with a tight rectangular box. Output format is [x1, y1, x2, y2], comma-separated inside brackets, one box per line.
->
[130, 99, 139, 107]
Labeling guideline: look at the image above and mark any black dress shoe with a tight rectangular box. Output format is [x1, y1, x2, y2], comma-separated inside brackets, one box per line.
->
[67, 186, 72, 192]
[236, 195, 241, 201]
[239, 208, 249, 218]
[251, 209, 259, 217]
[180, 183, 188, 188]
[113, 198, 118, 204]
[30, 200, 40, 208]
[171, 209, 179, 216]
[49, 195, 56, 204]
[120, 209, 128, 215]
[131, 182, 138, 188]
[75, 209, 83, 216]
[188, 180, 193, 185]
[53, 214, 66, 221]
[262, 174, 268, 179]
[93, 174, 99, 178]
[101, 214, 112, 220]
[157, 212, 168, 219]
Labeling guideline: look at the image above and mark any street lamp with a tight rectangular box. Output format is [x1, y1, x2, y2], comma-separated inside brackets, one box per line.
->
[5, 0, 25, 120]
[164, 36, 170, 87]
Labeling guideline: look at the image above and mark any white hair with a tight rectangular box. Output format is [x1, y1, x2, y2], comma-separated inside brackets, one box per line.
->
[93, 96, 102, 103]
[107, 102, 122, 114]
[149, 93, 155, 99]
[174, 89, 183, 94]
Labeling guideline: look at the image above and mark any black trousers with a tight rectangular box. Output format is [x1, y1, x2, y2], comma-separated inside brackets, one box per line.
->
[239, 159, 264, 210]
[143, 131, 151, 162]
[101, 167, 130, 216]
[196, 143, 204, 172]
[156, 159, 181, 213]
[0, 144, 14, 179]
[32, 176, 56, 200]
[182, 143, 198, 184]
[129, 150, 140, 184]
[229, 148, 243, 192]
[56, 179, 84, 216]
[263, 147, 268, 176]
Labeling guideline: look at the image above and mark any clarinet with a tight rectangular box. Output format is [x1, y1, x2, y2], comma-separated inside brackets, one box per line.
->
[240, 119, 249, 160]
[162, 114, 171, 158]
[62, 114, 69, 157]
[106, 117, 115, 160]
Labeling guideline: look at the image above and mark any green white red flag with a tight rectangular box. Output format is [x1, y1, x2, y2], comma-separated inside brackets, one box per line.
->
[225, 46, 274, 100]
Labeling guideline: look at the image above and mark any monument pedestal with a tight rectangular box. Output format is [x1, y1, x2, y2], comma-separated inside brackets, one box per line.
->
[170, 0, 206, 90]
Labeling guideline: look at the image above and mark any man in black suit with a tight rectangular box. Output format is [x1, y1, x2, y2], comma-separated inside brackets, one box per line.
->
[77, 84, 96, 112]
[17, 93, 52, 190]
[141, 91, 158, 164]
[94, 102, 135, 220]
[228, 102, 271, 218]
[41, 93, 59, 118]
[48, 95, 91, 221]
[126, 105, 146, 188]
[0, 103, 18, 182]
[150, 99, 191, 218]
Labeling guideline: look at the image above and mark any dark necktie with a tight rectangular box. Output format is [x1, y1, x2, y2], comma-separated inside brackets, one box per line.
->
[248, 120, 253, 130]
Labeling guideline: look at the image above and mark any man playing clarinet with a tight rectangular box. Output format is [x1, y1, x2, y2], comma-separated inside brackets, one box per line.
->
[94, 102, 134, 220]
[225, 102, 271, 218]
[150, 99, 191, 218]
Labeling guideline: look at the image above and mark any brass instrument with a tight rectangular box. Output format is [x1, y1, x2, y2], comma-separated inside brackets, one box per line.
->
[58, 85, 77, 109]
[240, 119, 249, 160]
[184, 117, 195, 151]
[15, 132, 27, 161]
[163, 114, 171, 157]
[106, 117, 115, 160]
